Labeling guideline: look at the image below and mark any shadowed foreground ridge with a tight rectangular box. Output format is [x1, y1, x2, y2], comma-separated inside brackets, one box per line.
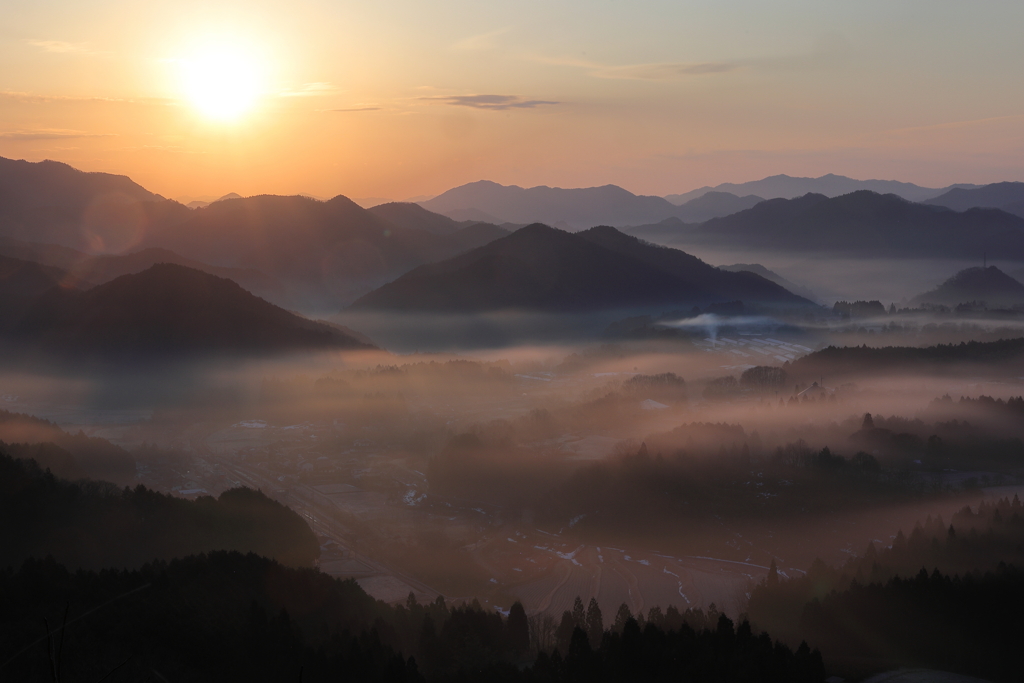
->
[0, 452, 320, 569]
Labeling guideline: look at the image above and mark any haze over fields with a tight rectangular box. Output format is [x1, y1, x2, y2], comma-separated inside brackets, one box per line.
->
[4, 1, 1024, 681]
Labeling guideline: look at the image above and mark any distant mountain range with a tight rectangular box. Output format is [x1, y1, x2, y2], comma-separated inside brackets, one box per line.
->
[925, 182, 1024, 219]
[5, 263, 373, 360]
[419, 181, 779, 229]
[350, 224, 815, 313]
[673, 192, 765, 222]
[642, 191, 1024, 260]
[0, 236, 285, 302]
[0, 156, 188, 253]
[142, 194, 508, 309]
[184, 192, 243, 210]
[910, 266, 1024, 309]
[0, 157, 514, 311]
[665, 173, 979, 205]
[420, 181, 684, 229]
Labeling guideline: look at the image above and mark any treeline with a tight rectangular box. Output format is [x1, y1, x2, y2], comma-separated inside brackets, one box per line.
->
[787, 336, 1024, 380]
[929, 393, 1024, 421]
[0, 452, 319, 569]
[747, 497, 1024, 681]
[0, 552, 825, 682]
[535, 441, 930, 538]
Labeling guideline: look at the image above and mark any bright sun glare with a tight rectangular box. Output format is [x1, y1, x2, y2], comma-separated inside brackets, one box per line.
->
[181, 47, 263, 121]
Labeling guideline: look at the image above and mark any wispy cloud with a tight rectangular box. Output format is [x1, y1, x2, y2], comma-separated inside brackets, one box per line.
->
[0, 90, 168, 105]
[28, 40, 104, 55]
[533, 55, 739, 81]
[594, 61, 738, 80]
[279, 82, 338, 97]
[0, 128, 115, 141]
[328, 106, 381, 112]
[420, 94, 558, 111]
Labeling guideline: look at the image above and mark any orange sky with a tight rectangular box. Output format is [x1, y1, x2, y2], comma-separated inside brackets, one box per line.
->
[2, 0, 1024, 202]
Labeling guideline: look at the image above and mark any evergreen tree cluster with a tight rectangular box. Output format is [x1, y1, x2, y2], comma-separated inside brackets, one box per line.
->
[747, 496, 1024, 681]
[0, 553, 824, 682]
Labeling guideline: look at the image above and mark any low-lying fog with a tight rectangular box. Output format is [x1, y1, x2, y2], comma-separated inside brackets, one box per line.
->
[5, 311, 1024, 623]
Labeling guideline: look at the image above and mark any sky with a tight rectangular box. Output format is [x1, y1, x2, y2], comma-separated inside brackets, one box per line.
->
[2, 0, 1024, 202]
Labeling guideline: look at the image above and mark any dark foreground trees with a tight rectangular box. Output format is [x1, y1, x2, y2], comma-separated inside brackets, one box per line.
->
[0, 552, 824, 683]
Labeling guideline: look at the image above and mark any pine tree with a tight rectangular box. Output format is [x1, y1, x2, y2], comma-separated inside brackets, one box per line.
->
[555, 611, 575, 653]
[506, 601, 529, 655]
[585, 597, 603, 646]
[612, 603, 633, 633]
[571, 596, 586, 628]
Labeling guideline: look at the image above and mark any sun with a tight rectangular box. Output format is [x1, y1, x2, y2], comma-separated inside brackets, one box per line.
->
[181, 46, 263, 121]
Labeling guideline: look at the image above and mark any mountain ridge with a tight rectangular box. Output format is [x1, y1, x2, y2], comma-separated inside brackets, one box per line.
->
[350, 224, 814, 313]
[8, 263, 374, 360]
[665, 173, 979, 204]
[909, 266, 1024, 308]
[662, 190, 1024, 259]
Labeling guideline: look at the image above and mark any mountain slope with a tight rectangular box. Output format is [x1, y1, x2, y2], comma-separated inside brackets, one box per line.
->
[0, 156, 190, 253]
[665, 174, 978, 204]
[10, 263, 374, 358]
[0, 254, 67, 326]
[910, 266, 1024, 308]
[669, 191, 1024, 259]
[673, 191, 764, 222]
[143, 194, 507, 309]
[350, 224, 813, 313]
[719, 263, 820, 303]
[367, 201, 464, 235]
[420, 180, 686, 229]
[925, 182, 1024, 218]
[63, 247, 285, 301]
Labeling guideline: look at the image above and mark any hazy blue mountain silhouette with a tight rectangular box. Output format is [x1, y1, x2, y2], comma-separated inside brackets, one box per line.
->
[0, 235, 88, 271]
[420, 180, 687, 229]
[622, 217, 692, 244]
[10, 263, 373, 359]
[65, 247, 286, 300]
[0, 157, 512, 310]
[673, 191, 765, 222]
[666, 191, 1024, 259]
[350, 224, 813, 313]
[665, 173, 978, 204]
[0, 156, 189, 253]
[909, 266, 1024, 308]
[0, 236, 285, 304]
[925, 182, 1024, 219]
[718, 263, 820, 303]
[368, 201, 464, 235]
[144, 194, 508, 309]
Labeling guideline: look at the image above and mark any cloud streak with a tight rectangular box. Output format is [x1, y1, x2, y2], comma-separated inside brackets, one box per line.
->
[593, 62, 739, 80]
[329, 106, 382, 112]
[421, 94, 558, 111]
[28, 40, 104, 55]
[0, 129, 116, 141]
[529, 54, 740, 81]
[279, 82, 338, 97]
